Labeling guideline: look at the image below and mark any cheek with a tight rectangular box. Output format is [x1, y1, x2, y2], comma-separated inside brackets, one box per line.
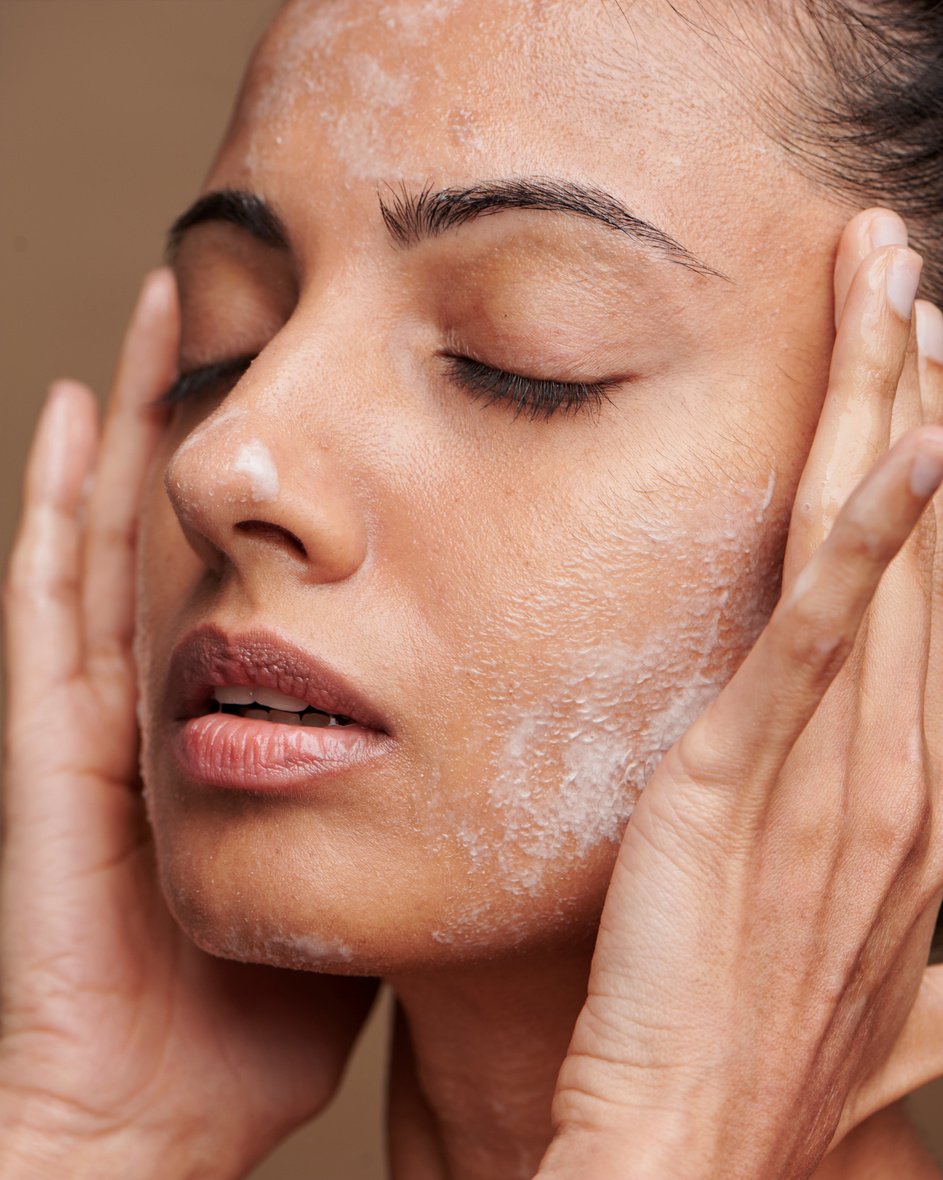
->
[422, 472, 788, 945]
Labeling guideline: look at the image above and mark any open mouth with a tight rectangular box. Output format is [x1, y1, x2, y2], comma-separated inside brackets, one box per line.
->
[208, 686, 357, 728]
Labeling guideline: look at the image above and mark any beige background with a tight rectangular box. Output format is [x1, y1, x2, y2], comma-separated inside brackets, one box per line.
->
[0, 0, 940, 1172]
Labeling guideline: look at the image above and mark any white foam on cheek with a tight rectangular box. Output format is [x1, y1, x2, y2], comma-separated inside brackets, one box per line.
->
[431, 475, 784, 939]
[232, 439, 280, 502]
[453, 633, 730, 903]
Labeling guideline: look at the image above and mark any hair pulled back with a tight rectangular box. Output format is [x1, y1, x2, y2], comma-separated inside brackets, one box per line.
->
[786, 1, 942, 299]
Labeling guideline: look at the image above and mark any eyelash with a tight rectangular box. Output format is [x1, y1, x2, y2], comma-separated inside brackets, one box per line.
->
[157, 353, 616, 421]
[157, 355, 256, 408]
[443, 356, 615, 420]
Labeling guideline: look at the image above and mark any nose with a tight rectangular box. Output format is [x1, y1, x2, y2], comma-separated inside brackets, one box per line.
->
[164, 409, 368, 589]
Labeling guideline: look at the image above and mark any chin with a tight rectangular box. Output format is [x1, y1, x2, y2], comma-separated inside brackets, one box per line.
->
[147, 772, 616, 978]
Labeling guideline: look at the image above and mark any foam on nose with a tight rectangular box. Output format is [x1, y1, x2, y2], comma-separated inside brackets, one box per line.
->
[232, 439, 280, 502]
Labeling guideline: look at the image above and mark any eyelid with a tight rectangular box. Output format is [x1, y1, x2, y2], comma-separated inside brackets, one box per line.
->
[154, 349, 618, 422]
[442, 354, 618, 421]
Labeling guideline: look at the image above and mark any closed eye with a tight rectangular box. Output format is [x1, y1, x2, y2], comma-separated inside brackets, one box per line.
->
[156, 351, 618, 421]
[443, 355, 617, 421]
[156, 354, 256, 407]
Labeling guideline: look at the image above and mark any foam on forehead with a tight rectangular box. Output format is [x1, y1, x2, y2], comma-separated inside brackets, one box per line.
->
[233, 0, 519, 182]
[248, 0, 465, 120]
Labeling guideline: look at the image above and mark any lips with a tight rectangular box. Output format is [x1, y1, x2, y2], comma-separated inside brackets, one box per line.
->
[163, 625, 394, 790]
[167, 625, 390, 731]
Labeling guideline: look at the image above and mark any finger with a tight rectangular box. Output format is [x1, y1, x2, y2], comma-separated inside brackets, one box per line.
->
[784, 245, 923, 585]
[857, 308, 931, 737]
[81, 269, 178, 674]
[917, 301, 943, 421]
[676, 425, 943, 793]
[833, 208, 908, 329]
[917, 302, 943, 784]
[3, 381, 99, 705]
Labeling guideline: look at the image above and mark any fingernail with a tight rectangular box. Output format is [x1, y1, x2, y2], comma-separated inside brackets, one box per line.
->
[886, 249, 922, 320]
[916, 302, 943, 365]
[869, 212, 908, 251]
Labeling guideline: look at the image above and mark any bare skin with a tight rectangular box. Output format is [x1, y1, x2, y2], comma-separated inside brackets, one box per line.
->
[5, 221, 943, 1180]
[4, 1, 943, 1178]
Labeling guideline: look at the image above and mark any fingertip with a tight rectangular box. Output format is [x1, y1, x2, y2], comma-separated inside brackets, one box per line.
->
[131, 267, 179, 341]
[864, 209, 908, 251]
[47, 377, 99, 417]
[141, 266, 178, 313]
[109, 269, 180, 413]
[885, 247, 923, 322]
[833, 213, 873, 329]
[916, 300, 943, 368]
[27, 379, 100, 505]
[834, 209, 910, 329]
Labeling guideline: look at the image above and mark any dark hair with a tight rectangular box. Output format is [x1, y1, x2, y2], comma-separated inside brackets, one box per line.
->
[775, 0, 943, 301]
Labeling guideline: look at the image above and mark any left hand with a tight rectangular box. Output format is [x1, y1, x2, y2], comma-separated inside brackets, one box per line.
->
[539, 209, 943, 1180]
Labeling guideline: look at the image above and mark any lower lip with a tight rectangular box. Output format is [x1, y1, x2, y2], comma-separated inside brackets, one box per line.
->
[173, 713, 393, 790]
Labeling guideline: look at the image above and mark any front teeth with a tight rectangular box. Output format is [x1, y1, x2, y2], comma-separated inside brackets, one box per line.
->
[209, 685, 354, 727]
[213, 686, 310, 711]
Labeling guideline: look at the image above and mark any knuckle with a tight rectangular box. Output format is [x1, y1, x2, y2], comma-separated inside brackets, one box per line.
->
[780, 597, 854, 684]
[861, 768, 930, 864]
[7, 564, 79, 609]
[835, 504, 896, 565]
[669, 717, 736, 787]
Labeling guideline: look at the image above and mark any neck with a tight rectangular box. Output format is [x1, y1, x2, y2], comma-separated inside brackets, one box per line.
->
[386, 938, 594, 1180]
[383, 951, 942, 1180]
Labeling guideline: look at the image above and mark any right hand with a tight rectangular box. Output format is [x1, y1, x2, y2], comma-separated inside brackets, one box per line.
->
[540, 214, 943, 1180]
[0, 271, 377, 1179]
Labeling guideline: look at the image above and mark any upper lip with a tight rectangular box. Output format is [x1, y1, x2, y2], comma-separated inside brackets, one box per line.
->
[165, 625, 391, 733]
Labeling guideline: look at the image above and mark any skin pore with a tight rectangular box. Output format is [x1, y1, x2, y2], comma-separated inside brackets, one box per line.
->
[131, 1, 937, 1176]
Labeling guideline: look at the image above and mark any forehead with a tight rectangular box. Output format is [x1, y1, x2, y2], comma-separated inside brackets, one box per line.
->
[211, 0, 825, 279]
[234, 2, 760, 174]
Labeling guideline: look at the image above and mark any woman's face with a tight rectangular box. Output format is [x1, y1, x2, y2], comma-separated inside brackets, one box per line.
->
[138, 0, 850, 973]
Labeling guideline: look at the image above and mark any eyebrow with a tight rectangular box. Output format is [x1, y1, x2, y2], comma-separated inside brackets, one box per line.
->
[166, 179, 726, 281]
[166, 190, 289, 261]
[379, 177, 727, 280]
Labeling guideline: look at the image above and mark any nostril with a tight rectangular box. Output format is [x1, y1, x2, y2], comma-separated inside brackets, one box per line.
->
[234, 519, 308, 559]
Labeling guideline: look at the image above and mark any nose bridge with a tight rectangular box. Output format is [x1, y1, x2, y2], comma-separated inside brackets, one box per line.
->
[164, 389, 368, 586]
